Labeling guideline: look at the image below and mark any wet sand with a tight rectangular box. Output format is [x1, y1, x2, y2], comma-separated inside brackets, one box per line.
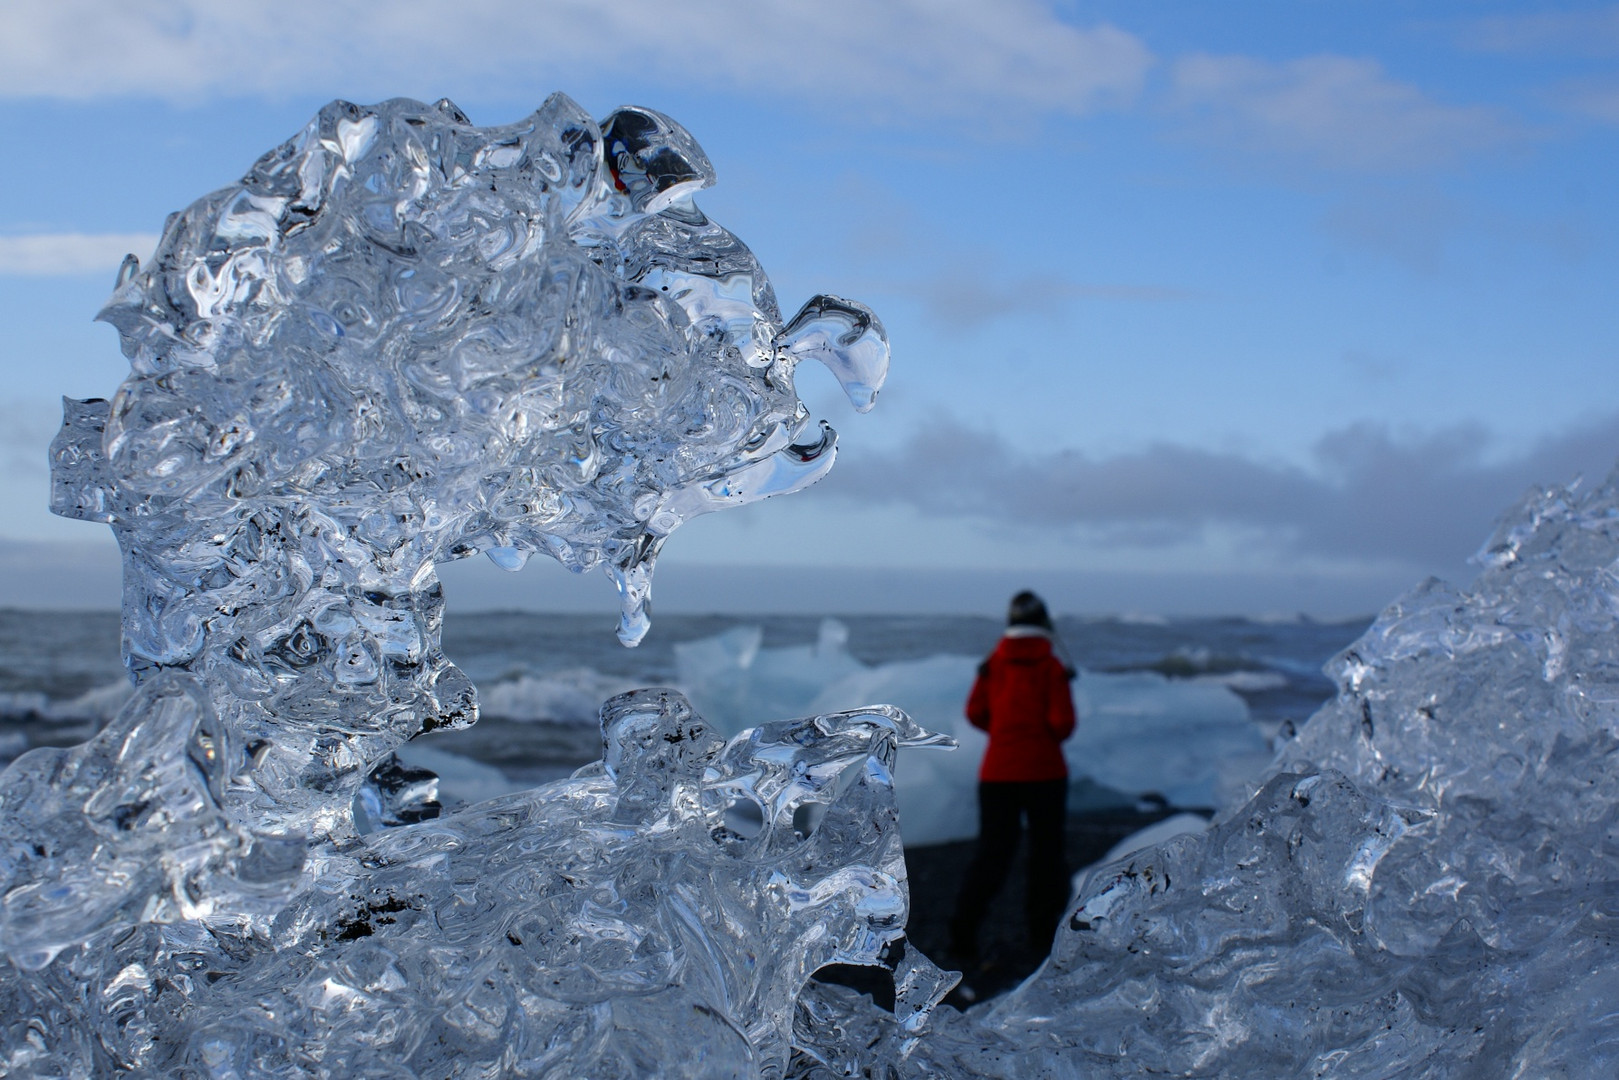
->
[902, 809, 1184, 1003]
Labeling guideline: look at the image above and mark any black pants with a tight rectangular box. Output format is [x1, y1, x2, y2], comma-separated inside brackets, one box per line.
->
[949, 779, 1069, 959]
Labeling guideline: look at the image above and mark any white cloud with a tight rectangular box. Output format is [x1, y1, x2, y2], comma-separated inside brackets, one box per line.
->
[1171, 53, 1517, 170]
[827, 413, 1619, 573]
[0, 0, 1151, 122]
[0, 232, 158, 276]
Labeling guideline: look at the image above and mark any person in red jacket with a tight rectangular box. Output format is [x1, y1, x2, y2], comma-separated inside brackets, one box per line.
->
[948, 590, 1077, 967]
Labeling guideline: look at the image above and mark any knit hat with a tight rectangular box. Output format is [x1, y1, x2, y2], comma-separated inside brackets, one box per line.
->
[1007, 590, 1052, 629]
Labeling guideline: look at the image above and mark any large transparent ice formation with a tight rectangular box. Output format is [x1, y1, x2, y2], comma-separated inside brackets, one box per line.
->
[36, 92, 888, 844]
[0, 96, 944, 1077]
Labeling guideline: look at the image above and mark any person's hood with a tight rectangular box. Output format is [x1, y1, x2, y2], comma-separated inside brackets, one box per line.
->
[999, 624, 1076, 677]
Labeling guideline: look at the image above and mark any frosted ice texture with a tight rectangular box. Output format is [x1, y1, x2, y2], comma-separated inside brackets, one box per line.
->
[0, 96, 943, 1077]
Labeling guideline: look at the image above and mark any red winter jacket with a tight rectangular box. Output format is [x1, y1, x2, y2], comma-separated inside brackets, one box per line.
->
[966, 633, 1077, 782]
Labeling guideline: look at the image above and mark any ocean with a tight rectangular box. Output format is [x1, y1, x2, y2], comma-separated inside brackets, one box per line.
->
[0, 608, 1370, 824]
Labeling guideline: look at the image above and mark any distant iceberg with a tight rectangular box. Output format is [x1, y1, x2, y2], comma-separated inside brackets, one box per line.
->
[674, 618, 1269, 845]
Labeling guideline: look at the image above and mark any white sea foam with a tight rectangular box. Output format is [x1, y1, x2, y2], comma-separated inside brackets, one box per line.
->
[473, 667, 637, 725]
[1195, 669, 1289, 692]
[0, 680, 133, 725]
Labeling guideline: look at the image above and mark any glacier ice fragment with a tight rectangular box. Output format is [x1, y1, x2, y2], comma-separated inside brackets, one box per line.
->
[1, 95, 940, 1079]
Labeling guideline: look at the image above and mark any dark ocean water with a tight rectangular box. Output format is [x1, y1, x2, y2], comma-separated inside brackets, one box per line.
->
[0, 608, 1370, 772]
[440, 610, 1371, 735]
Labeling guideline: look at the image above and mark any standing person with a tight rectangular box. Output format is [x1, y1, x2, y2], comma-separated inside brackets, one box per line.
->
[948, 590, 1077, 970]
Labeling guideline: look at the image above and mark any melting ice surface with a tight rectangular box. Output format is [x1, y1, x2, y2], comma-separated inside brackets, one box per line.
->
[4, 92, 1619, 1079]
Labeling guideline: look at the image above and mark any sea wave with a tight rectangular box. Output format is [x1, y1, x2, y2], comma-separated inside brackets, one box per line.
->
[473, 667, 638, 725]
[0, 618, 1330, 846]
[0, 681, 133, 726]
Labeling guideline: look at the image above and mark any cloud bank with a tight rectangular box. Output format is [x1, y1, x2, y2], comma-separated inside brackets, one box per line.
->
[1171, 54, 1519, 170]
[1, 2, 1539, 176]
[0, 0, 1150, 121]
[830, 414, 1619, 572]
[0, 233, 158, 276]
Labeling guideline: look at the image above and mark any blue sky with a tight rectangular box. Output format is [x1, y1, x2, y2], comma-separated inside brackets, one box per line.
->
[1, 0, 1616, 617]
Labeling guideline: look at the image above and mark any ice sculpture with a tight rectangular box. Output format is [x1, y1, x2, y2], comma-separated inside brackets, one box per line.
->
[0, 96, 947, 1077]
[35, 90, 890, 849]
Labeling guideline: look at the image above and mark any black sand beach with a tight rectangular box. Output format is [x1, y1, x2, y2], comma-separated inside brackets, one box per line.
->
[902, 808, 1185, 1004]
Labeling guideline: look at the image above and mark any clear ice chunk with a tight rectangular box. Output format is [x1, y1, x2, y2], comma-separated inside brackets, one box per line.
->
[4, 690, 949, 1075]
[0, 95, 947, 1079]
